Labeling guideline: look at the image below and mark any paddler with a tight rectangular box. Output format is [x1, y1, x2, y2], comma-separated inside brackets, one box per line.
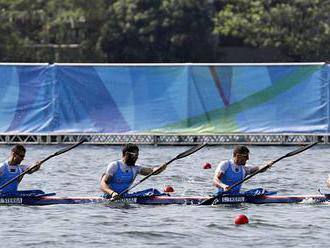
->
[100, 143, 167, 200]
[213, 145, 273, 195]
[0, 144, 41, 193]
[327, 174, 330, 188]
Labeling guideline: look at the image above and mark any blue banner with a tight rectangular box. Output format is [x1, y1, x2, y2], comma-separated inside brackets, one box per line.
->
[0, 63, 328, 133]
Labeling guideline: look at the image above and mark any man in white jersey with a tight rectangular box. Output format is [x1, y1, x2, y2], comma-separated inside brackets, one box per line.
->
[0, 144, 41, 193]
[100, 143, 167, 200]
[213, 145, 272, 195]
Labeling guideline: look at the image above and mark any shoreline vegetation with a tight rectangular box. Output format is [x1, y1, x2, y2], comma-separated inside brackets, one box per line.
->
[0, 0, 329, 63]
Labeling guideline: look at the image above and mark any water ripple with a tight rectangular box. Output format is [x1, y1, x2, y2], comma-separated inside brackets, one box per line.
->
[0, 145, 329, 248]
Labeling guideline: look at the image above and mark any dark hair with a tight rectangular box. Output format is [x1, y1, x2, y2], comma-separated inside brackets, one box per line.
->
[11, 144, 26, 155]
[122, 143, 139, 156]
[233, 145, 249, 155]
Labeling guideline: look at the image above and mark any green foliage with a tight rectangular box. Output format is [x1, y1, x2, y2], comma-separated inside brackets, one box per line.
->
[98, 0, 214, 62]
[213, 0, 330, 60]
[0, 22, 23, 61]
[0, 0, 328, 62]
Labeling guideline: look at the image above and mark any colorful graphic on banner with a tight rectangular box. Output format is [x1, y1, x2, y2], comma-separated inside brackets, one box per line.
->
[0, 64, 328, 133]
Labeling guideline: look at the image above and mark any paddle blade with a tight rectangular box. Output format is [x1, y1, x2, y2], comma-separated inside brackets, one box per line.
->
[0, 139, 87, 190]
[200, 142, 319, 206]
[199, 196, 217, 205]
[53, 138, 88, 157]
[118, 143, 208, 196]
[284, 142, 318, 158]
[175, 143, 207, 160]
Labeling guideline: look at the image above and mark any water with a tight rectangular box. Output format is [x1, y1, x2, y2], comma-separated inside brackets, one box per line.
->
[0, 144, 329, 248]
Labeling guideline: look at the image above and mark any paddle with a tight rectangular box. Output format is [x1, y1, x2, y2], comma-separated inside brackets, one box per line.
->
[113, 143, 208, 200]
[0, 138, 87, 191]
[199, 142, 318, 205]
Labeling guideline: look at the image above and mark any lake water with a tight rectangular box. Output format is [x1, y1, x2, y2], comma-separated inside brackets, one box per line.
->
[0, 144, 329, 248]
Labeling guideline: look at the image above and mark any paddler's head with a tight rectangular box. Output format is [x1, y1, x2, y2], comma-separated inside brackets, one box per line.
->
[122, 143, 139, 166]
[9, 144, 26, 165]
[233, 145, 249, 166]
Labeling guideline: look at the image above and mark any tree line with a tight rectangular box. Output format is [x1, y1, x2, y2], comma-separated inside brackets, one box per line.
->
[0, 0, 329, 63]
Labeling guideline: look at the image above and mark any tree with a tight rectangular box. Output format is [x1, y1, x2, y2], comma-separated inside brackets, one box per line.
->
[0, 0, 100, 62]
[213, 0, 330, 61]
[98, 0, 215, 62]
[0, 22, 23, 61]
[0, 0, 328, 62]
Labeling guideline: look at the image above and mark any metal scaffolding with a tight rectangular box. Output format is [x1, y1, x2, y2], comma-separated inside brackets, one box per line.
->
[0, 133, 326, 145]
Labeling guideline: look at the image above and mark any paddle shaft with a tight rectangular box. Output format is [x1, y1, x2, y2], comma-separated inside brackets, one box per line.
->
[200, 142, 318, 205]
[0, 139, 87, 190]
[226, 155, 286, 192]
[116, 143, 207, 198]
[227, 142, 318, 191]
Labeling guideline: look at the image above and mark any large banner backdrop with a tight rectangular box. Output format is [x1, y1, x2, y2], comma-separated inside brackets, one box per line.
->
[0, 63, 329, 134]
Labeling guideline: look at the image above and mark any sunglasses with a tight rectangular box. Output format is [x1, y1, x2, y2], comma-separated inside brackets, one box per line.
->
[236, 153, 249, 158]
[126, 151, 139, 157]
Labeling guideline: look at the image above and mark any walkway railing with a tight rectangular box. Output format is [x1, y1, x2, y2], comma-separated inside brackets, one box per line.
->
[0, 133, 326, 145]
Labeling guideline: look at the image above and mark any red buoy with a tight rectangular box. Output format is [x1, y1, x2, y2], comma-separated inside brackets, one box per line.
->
[203, 162, 212, 169]
[234, 214, 249, 225]
[163, 185, 175, 193]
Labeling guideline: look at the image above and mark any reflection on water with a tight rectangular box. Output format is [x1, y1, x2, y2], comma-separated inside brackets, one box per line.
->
[0, 144, 329, 248]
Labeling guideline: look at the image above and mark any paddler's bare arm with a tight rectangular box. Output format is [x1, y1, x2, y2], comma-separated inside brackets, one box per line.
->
[140, 164, 167, 176]
[250, 160, 275, 174]
[100, 174, 118, 197]
[26, 161, 42, 174]
[213, 171, 230, 191]
[17, 161, 42, 182]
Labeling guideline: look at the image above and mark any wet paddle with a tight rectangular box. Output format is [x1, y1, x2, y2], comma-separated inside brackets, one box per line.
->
[114, 143, 208, 200]
[0, 138, 87, 191]
[199, 142, 318, 205]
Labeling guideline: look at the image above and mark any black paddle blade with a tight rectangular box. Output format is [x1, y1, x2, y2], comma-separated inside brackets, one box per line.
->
[0, 139, 87, 190]
[175, 143, 207, 160]
[272, 142, 318, 164]
[119, 143, 208, 196]
[284, 142, 318, 157]
[199, 195, 218, 205]
[199, 142, 319, 206]
[53, 138, 87, 157]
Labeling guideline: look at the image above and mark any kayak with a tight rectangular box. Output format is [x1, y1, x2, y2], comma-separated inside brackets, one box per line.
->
[0, 191, 329, 206]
